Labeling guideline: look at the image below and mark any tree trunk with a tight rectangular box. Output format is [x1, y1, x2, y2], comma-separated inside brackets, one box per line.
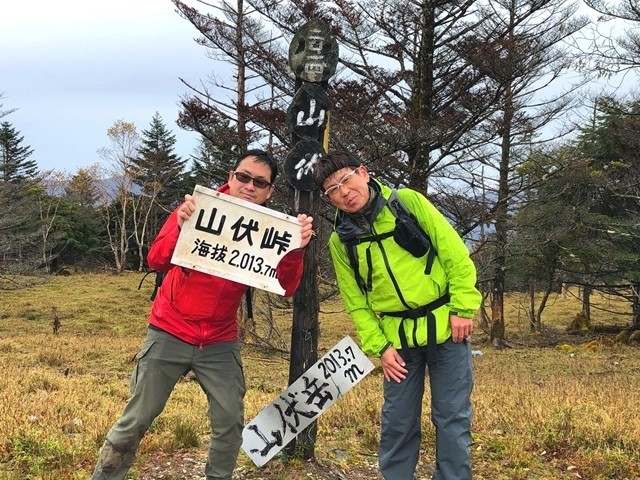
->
[236, 0, 248, 152]
[407, 1, 436, 191]
[237, 288, 256, 341]
[490, 289, 505, 345]
[581, 284, 592, 328]
[286, 190, 319, 460]
[632, 281, 640, 328]
[529, 283, 537, 332]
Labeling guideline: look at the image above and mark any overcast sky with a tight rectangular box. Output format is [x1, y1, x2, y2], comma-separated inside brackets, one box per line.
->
[1, 0, 214, 174]
[2, 1, 636, 176]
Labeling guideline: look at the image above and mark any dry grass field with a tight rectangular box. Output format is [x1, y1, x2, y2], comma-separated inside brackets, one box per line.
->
[0, 272, 639, 480]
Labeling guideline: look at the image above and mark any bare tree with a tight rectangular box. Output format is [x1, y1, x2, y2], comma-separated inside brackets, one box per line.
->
[580, 0, 640, 76]
[173, 0, 292, 151]
[460, 0, 589, 346]
[35, 170, 67, 273]
[97, 120, 141, 274]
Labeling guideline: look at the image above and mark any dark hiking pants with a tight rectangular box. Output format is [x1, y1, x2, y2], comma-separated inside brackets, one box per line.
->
[379, 338, 473, 480]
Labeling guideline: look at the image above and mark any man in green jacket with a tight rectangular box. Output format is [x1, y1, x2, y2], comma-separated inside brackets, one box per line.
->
[314, 150, 481, 480]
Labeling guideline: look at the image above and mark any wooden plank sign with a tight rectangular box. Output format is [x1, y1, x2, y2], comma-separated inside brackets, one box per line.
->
[241, 336, 375, 467]
[171, 185, 303, 295]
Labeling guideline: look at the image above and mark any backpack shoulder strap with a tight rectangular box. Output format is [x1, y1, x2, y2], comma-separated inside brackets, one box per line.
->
[386, 188, 403, 217]
[345, 241, 367, 293]
[138, 270, 165, 301]
[387, 188, 414, 221]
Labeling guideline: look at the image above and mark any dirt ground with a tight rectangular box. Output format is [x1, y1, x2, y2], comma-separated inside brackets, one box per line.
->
[137, 447, 436, 479]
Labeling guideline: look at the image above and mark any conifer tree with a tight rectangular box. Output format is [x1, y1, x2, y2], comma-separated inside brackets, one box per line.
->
[183, 114, 238, 192]
[64, 166, 101, 209]
[132, 112, 186, 213]
[0, 121, 38, 182]
[129, 113, 186, 269]
[59, 167, 104, 268]
[0, 120, 41, 275]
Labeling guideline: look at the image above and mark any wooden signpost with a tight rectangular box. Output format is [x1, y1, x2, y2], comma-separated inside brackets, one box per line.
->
[285, 19, 338, 460]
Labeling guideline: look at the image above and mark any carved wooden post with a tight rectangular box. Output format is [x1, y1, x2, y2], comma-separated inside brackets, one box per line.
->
[285, 19, 338, 460]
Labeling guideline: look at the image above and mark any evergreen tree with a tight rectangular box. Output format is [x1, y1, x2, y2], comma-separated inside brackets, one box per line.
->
[132, 112, 186, 212]
[64, 167, 101, 209]
[59, 167, 105, 268]
[0, 120, 40, 275]
[129, 113, 186, 268]
[575, 96, 640, 330]
[513, 96, 640, 331]
[184, 115, 238, 192]
[0, 121, 38, 182]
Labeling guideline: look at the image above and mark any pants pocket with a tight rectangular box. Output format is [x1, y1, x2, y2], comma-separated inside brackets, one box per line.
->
[130, 340, 156, 394]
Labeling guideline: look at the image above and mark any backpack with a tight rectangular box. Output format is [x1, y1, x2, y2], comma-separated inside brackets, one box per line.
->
[138, 270, 165, 301]
[344, 189, 436, 293]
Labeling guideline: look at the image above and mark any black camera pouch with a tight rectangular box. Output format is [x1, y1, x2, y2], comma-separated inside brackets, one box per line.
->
[393, 215, 430, 258]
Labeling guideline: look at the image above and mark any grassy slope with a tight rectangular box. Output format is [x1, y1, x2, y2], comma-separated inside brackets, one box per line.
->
[0, 273, 639, 479]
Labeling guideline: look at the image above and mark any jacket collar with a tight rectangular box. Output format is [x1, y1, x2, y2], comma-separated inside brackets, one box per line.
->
[334, 180, 388, 242]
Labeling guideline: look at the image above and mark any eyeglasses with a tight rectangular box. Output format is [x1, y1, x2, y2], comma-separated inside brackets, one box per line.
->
[232, 171, 272, 189]
[323, 167, 361, 198]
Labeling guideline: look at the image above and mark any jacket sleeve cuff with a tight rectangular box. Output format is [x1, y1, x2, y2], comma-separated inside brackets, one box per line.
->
[378, 341, 393, 357]
[450, 309, 475, 319]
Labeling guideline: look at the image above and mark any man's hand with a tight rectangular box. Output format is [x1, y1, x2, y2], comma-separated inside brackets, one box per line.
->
[380, 346, 408, 383]
[177, 194, 196, 229]
[297, 214, 314, 248]
[450, 314, 473, 343]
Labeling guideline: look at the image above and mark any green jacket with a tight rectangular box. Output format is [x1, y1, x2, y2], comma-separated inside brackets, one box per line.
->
[329, 181, 481, 356]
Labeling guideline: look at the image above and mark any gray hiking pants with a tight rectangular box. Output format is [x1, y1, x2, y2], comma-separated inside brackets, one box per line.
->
[379, 338, 473, 480]
[92, 328, 246, 480]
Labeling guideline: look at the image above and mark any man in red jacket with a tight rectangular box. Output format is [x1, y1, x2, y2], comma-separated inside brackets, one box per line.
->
[93, 150, 314, 480]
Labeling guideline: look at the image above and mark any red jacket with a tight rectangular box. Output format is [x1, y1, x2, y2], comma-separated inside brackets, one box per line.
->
[146, 184, 305, 347]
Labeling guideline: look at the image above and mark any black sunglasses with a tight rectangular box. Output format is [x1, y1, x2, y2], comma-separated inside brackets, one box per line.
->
[232, 171, 272, 189]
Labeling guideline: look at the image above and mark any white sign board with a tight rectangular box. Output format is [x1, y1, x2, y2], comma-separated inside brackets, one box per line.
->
[171, 185, 303, 295]
[241, 336, 375, 467]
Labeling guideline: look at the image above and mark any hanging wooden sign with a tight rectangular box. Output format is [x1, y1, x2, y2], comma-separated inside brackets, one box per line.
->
[285, 139, 324, 191]
[288, 19, 338, 83]
[285, 83, 330, 140]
